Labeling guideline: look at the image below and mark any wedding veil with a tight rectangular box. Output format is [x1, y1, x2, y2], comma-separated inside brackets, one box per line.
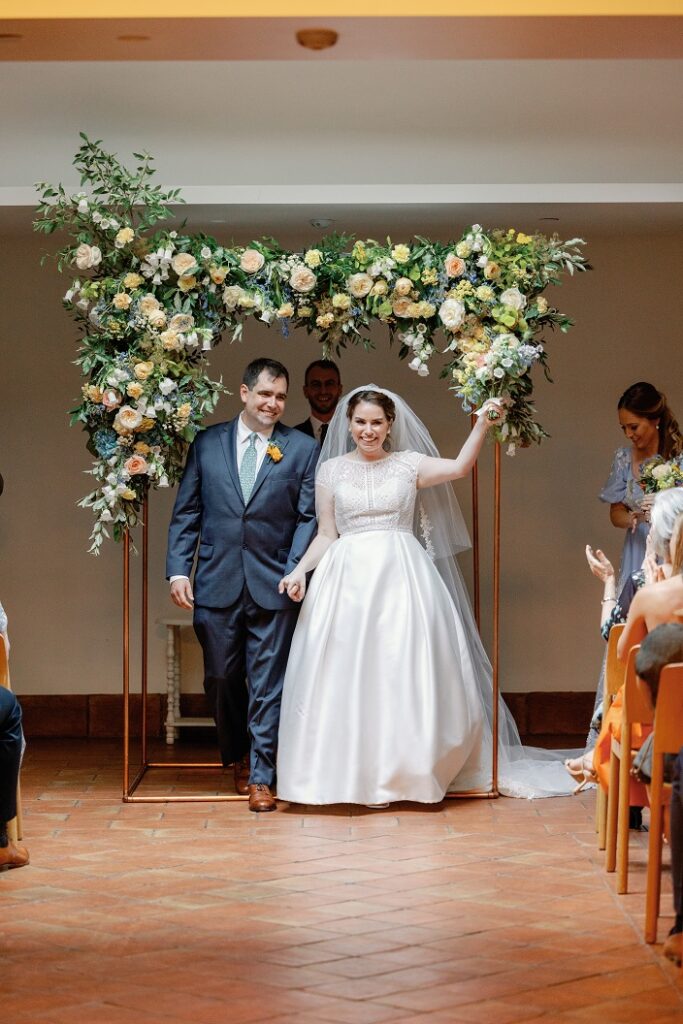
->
[317, 385, 576, 799]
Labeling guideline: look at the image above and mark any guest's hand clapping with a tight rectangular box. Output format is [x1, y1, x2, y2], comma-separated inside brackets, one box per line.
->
[585, 545, 615, 584]
[279, 569, 307, 603]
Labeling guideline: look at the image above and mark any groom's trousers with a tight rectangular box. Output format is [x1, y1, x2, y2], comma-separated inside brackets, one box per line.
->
[0, 686, 22, 823]
[193, 585, 299, 786]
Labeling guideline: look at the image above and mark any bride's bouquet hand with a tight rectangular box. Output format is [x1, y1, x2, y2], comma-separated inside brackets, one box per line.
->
[477, 397, 508, 430]
[278, 569, 307, 603]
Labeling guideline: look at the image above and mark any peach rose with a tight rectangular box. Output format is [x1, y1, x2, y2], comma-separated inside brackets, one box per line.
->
[240, 249, 265, 274]
[209, 265, 228, 285]
[134, 442, 151, 455]
[171, 252, 198, 277]
[133, 361, 155, 381]
[112, 292, 132, 311]
[169, 313, 194, 333]
[160, 330, 182, 351]
[124, 455, 149, 475]
[346, 273, 373, 298]
[102, 388, 122, 409]
[289, 265, 317, 293]
[126, 381, 144, 400]
[444, 254, 466, 278]
[393, 277, 413, 296]
[392, 297, 414, 318]
[138, 295, 161, 318]
[177, 275, 197, 293]
[114, 406, 144, 433]
[148, 310, 167, 329]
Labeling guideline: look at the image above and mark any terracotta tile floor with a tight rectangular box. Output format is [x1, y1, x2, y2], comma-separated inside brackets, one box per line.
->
[3, 739, 682, 1024]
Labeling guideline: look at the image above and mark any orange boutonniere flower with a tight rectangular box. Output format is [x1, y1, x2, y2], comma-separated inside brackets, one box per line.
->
[266, 442, 284, 463]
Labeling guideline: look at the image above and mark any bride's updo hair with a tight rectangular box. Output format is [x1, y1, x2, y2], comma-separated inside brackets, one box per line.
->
[346, 389, 396, 424]
[618, 382, 683, 459]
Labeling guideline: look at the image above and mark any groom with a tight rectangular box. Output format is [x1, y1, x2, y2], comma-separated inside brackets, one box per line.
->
[166, 358, 318, 811]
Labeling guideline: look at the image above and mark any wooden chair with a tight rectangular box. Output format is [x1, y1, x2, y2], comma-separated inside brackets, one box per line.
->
[0, 639, 23, 842]
[604, 645, 652, 893]
[644, 662, 683, 944]
[597, 623, 627, 850]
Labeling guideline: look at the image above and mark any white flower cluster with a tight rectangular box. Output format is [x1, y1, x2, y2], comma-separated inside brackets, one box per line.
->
[400, 325, 433, 377]
[478, 334, 542, 384]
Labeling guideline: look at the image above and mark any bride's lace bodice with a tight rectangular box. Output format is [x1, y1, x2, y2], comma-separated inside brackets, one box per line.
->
[317, 451, 423, 537]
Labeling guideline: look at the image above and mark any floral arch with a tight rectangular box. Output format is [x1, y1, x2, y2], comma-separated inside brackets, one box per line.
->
[35, 136, 589, 552]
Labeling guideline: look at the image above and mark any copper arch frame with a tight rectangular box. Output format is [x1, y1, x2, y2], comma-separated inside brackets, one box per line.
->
[122, 441, 502, 803]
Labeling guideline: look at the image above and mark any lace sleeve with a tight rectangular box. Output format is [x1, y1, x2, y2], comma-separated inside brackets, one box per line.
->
[599, 447, 630, 504]
[396, 450, 425, 479]
[316, 458, 335, 491]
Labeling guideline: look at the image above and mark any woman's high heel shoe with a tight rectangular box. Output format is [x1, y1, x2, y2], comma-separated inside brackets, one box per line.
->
[564, 752, 597, 792]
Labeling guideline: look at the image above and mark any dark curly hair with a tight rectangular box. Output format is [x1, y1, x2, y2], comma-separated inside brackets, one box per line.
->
[618, 382, 683, 459]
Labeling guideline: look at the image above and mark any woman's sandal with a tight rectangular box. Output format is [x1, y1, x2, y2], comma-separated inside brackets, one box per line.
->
[564, 753, 597, 793]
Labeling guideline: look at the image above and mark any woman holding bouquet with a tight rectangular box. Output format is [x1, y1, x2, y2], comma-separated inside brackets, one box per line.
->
[585, 382, 683, 746]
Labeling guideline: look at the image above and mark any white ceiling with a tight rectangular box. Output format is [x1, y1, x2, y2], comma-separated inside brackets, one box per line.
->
[1, 57, 681, 238]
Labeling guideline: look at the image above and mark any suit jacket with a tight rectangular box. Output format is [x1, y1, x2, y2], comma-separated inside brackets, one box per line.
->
[166, 418, 318, 611]
[293, 418, 315, 438]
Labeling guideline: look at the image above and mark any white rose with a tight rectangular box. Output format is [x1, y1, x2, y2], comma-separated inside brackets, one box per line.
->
[651, 464, 669, 480]
[393, 277, 413, 296]
[114, 406, 144, 432]
[240, 249, 266, 274]
[158, 378, 177, 396]
[289, 265, 317, 293]
[169, 313, 194, 333]
[200, 246, 212, 260]
[138, 294, 161, 318]
[148, 310, 167, 329]
[74, 244, 102, 270]
[223, 285, 244, 310]
[346, 273, 373, 298]
[438, 298, 466, 331]
[499, 287, 527, 311]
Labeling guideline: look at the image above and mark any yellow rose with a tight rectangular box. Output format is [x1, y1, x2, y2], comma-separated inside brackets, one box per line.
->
[126, 381, 144, 399]
[133, 360, 155, 381]
[332, 293, 351, 310]
[391, 244, 411, 264]
[177, 275, 197, 293]
[209, 265, 228, 285]
[416, 301, 436, 318]
[298, 305, 313, 317]
[137, 417, 156, 433]
[370, 280, 388, 296]
[115, 227, 135, 248]
[517, 232, 533, 244]
[177, 403, 192, 418]
[536, 296, 549, 314]
[161, 330, 182, 351]
[123, 272, 144, 289]
[133, 442, 151, 455]
[112, 292, 132, 311]
[139, 294, 161, 318]
[277, 302, 294, 318]
[120, 488, 137, 501]
[304, 249, 323, 269]
[171, 252, 198, 277]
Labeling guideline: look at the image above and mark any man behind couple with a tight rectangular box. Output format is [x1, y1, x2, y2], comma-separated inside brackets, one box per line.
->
[167, 357, 505, 811]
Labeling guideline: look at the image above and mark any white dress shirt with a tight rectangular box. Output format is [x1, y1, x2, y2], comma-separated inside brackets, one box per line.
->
[169, 414, 275, 585]
[308, 415, 328, 443]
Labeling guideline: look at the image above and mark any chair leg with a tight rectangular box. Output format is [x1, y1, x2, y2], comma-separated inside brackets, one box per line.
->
[605, 750, 619, 870]
[645, 768, 664, 944]
[616, 738, 632, 894]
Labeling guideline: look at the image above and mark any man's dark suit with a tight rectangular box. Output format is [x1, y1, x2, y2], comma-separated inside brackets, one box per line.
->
[293, 418, 315, 439]
[166, 417, 318, 785]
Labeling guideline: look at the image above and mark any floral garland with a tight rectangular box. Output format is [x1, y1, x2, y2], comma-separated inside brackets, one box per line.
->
[35, 136, 589, 552]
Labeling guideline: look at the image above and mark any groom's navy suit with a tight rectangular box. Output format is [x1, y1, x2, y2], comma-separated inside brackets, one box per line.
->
[166, 417, 318, 785]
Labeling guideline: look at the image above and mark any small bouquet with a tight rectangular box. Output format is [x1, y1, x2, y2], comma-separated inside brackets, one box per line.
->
[639, 455, 683, 494]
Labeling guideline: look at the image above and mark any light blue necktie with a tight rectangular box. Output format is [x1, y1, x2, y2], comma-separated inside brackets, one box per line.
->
[239, 432, 258, 502]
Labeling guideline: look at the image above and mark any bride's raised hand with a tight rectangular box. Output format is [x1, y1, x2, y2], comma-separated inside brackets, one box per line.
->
[477, 397, 508, 430]
[278, 569, 307, 603]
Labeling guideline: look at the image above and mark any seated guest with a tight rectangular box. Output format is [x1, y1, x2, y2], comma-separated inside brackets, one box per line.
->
[633, 624, 683, 965]
[294, 359, 342, 445]
[0, 601, 29, 870]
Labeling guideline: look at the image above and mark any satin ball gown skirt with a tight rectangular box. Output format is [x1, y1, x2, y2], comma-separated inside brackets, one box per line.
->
[276, 529, 486, 805]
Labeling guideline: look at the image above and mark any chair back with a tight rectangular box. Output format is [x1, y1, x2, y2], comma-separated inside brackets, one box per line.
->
[605, 623, 627, 701]
[622, 645, 654, 727]
[652, 663, 683, 756]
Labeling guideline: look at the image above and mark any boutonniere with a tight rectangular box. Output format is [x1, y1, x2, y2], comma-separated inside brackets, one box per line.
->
[266, 441, 284, 463]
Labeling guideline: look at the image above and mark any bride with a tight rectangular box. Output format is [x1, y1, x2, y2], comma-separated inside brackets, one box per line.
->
[276, 385, 575, 804]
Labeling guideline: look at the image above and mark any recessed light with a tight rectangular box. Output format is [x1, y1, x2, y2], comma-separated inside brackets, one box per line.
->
[0, 33, 23, 40]
[310, 218, 334, 229]
[117, 34, 151, 42]
[539, 216, 560, 222]
[296, 28, 338, 51]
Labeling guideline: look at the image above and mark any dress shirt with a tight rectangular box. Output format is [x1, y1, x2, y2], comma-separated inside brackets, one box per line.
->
[169, 414, 275, 585]
[309, 415, 329, 443]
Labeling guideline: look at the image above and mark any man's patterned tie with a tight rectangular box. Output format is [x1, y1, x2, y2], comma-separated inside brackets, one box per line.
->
[239, 432, 258, 502]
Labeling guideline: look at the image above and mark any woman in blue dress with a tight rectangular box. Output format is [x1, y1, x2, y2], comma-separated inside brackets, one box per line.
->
[586, 382, 683, 746]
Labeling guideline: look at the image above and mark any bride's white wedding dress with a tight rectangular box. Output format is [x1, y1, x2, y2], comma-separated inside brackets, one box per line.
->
[277, 451, 489, 804]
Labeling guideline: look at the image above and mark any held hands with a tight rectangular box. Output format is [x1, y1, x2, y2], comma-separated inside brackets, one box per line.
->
[279, 569, 307, 603]
[170, 578, 194, 610]
[585, 545, 615, 583]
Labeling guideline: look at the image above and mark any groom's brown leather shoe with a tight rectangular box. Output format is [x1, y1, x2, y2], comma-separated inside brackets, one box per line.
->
[248, 784, 277, 813]
[233, 754, 250, 796]
[0, 841, 29, 871]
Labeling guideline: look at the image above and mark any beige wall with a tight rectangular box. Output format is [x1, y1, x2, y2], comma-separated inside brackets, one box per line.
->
[1, 227, 681, 701]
